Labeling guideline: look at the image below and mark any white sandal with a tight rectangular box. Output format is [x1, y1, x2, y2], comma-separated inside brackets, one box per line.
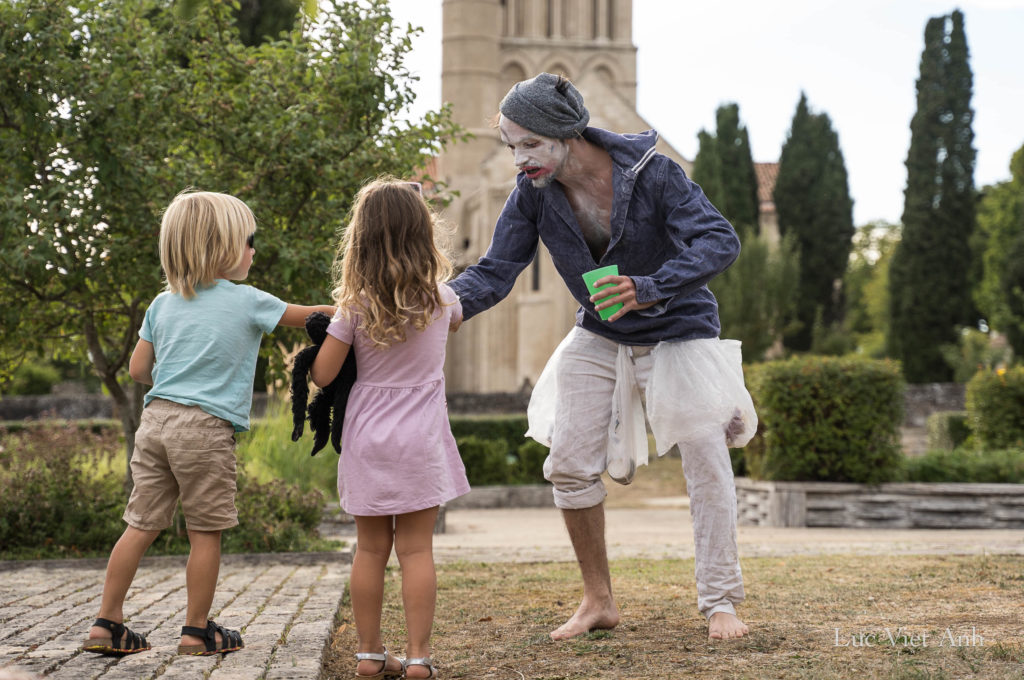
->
[403, 656, 439, 678]
[354, 646, 403, 679]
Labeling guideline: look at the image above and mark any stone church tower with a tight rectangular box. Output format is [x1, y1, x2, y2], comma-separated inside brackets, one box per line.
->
[438, 0, 692, 394]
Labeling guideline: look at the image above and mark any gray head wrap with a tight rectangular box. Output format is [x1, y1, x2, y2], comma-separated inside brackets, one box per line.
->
[499, 73, 590, 139]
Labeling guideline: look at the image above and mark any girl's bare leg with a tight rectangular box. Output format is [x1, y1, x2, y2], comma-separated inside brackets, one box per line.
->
[394, 507, 440, 679]
[351, 515, 403, 676]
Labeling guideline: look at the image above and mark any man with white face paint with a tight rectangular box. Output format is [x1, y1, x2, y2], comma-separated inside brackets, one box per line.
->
[449, 73, 756, 642]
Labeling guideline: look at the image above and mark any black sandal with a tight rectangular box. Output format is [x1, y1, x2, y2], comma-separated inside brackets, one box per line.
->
[81, 617, 152, 656]
[177, 619, 245, 656]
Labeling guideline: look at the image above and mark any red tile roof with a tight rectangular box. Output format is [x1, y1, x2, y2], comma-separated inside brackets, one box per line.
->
[754, 162, 779, 213]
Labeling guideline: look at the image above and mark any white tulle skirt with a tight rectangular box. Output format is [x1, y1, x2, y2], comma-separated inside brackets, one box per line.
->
[526, 328, 757, 481]
[647, 337, 757, 453]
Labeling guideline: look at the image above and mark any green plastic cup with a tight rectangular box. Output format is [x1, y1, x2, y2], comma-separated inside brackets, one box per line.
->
[582, 264, 623, 321]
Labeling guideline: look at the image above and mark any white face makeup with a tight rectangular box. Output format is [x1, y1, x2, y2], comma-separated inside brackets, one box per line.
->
[499, 116, 569, 188]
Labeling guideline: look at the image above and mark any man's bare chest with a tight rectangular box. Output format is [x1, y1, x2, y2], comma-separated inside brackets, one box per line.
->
[566, 188, 613, 259]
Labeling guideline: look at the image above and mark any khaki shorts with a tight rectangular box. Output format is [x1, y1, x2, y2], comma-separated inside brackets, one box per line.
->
[123, 398, 239, 532]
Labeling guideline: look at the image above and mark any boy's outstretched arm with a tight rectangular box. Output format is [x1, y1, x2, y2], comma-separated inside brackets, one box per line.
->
[129, 339, 155, 385]
[278, 304, 337, 328]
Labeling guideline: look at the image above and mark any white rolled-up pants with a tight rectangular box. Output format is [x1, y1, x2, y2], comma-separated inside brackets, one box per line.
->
[541, 329, 745, 619]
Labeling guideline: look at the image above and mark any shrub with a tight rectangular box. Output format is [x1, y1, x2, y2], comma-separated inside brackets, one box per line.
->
[4, 362, 61, 396]
[897, 447, 1024, 483]
[926, 411, 971, 451]
[449, 415, 530, 449]
[228, 475, 329, 553]
[455, 435, 510, 486]
[0, 421, 337, 559]
[745, 356, 903, 483]
[450, 415, 549, 485]
[511, 440, 549, 484]
[0, 423, 128, 559]
[966, 367, 1024, 450]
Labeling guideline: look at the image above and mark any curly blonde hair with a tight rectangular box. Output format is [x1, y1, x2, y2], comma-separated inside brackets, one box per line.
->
[332, 177, 454, 348]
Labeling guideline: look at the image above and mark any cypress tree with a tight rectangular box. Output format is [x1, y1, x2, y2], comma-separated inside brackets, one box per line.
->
[692, 130, 724, 212]
[691, 103, 759, 232]
[774, 93, 856, 351]
[889, 10, 977, 382]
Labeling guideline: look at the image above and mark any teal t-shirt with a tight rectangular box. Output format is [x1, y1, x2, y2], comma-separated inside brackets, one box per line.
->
[139, 280, 287, 431]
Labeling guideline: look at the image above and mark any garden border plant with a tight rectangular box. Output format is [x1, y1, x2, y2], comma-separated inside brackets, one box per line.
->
[1, 421, 339, 560]
[743, 355, 904, 483]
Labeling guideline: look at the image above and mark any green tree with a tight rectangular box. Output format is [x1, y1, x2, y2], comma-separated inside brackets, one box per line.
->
[712, 231, 801, 362]
[774, 93, 856, 352]
[844, 221, 900, 358]
[235, 0, 302, 45]
[974, 144, 1024, 356]
[692, 130, 723, 213]
[177, 0, 318, 46]
[691, 103, 759, 232]
[0, 0, 463, 473]
[1002, 231, 1024, 356]
[889, 10, 977, 382]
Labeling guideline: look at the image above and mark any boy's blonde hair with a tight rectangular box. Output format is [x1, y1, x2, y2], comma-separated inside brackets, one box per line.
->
[332, 177, 453, 348]
[159, 190, 255, 299]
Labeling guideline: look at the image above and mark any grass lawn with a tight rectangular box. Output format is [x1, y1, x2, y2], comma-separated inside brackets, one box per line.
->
[324, 441, 1024, 678]
[324, 552, 1023, 679]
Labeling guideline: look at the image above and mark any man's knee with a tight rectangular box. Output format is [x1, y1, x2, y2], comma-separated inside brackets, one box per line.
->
[549, 478, 607, 510]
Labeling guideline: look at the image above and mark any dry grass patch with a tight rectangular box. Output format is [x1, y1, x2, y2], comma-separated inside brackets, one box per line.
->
[324, 554, 1024, 679]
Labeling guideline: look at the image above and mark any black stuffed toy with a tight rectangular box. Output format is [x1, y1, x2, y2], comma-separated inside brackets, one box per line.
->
[289, 311, 357, 456]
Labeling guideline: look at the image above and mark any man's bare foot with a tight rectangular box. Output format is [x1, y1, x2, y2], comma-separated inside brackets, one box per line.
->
[550, 598, 620, 641]
[708, 612, 749, 640]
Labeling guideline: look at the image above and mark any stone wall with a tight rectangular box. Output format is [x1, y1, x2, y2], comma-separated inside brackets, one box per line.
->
[0, 392, 270, 422]
[736, 478, 1024, 529]
[903, 382, 965, 427]
[0, 395, 113, 421]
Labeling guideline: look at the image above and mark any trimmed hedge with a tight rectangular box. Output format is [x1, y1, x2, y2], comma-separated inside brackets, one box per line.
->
[897, 447, 1024, 483]
[449, 415, 547, 485]
[745, 356, 903, 483]
[455, 435, 510, 486]
[966, 367, 1024, 450]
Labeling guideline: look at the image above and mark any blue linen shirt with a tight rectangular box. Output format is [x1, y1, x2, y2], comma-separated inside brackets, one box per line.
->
[449, 127, 740, 345]
[139, 280, 287, 431]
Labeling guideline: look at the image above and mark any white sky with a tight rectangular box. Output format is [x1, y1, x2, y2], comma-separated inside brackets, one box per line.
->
[387, 0, 1024, 227]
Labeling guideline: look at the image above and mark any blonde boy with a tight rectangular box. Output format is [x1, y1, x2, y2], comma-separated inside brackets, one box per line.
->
[82, 191, 335, 657]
